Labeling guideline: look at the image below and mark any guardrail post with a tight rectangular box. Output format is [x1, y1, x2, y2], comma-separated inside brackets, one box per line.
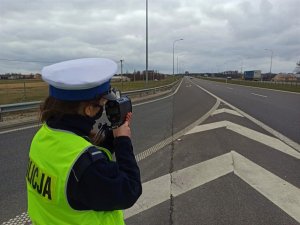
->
[0, 107, 2, 122]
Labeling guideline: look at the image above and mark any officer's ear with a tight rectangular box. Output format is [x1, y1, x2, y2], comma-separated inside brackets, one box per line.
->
[77, 102, 93, 117]
[84, 105, 94, 117]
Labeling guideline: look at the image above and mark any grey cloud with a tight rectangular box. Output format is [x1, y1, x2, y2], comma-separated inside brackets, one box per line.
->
[0, 0, 299, 74]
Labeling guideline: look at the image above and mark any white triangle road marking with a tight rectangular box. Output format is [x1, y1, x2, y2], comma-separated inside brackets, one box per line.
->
[185, 120, 300, 159]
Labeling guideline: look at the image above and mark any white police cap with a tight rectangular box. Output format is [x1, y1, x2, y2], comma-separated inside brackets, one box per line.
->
[42, 58, 117, 101]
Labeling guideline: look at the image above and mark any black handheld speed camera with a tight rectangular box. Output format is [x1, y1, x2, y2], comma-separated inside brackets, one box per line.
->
[93, 93, 132, 146]
[105, 96, 132, 128]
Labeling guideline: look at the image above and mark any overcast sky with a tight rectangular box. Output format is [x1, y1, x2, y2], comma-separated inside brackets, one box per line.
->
[0, 0, 299, 74]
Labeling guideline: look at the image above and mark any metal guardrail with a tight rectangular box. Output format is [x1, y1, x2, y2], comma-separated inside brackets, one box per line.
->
[0, 80, 180, 121]
[0, 101, 42, 113]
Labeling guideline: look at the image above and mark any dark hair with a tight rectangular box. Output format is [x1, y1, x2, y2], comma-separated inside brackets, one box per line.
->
[40, 96, 101, 122]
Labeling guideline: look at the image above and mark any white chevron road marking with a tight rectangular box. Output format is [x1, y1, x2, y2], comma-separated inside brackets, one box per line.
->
[125, 151, 300, 222]
[7, 151, 300, 223]
[212, 108, 244, 117]
[185, 120, 300, 159]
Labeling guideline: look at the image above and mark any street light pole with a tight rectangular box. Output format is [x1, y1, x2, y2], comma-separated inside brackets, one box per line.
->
[173, 38, 183, 76]
[145, 0, 148, 86]
[177, 56, 179, 75]
[264, 49, 273, 75]
[120, 59, 124, 90]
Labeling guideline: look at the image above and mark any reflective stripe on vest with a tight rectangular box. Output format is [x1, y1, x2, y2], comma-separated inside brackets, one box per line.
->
[26, 123, 124, 225]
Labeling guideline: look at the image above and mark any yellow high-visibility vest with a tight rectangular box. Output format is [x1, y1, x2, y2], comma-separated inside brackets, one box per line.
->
[26, 123, 124, 225]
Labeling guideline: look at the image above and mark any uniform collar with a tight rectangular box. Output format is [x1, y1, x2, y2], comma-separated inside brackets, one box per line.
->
[47, 114, 95, 137]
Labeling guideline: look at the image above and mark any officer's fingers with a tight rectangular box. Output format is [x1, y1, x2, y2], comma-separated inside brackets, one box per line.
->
[126, 112, 132, 121]
[123, 120, 129, 127]
[126, 113, 132, 125]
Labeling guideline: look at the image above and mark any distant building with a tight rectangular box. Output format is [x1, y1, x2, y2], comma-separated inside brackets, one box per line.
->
[34, 73, 42, 79]
[0, 73, 41, 80]
[272, 73, 297, 81]
[111, 75, 131, 82]
[222, 70, 238, 75]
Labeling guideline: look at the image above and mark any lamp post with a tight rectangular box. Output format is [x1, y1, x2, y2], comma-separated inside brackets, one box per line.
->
[177, 54, 184, 75]
[173, 38, 183, 76]
[145, 0, 148, 86]
[120, 59, 124, 90]
[177, 56, 179, 75]
[264, 49, 273, 75]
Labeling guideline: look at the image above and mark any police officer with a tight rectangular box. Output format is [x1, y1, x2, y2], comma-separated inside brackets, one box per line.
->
[26, 58, 142, 225]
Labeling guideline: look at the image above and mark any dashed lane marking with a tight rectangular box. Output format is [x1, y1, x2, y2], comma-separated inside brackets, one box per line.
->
[1, 212, 31, 225]
[251, 93, 268, 98]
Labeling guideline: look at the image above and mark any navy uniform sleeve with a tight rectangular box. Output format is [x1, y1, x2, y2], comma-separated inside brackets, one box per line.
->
[67, 136, 142, 211]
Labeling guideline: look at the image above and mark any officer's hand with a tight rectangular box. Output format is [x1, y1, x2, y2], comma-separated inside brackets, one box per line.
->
[113, 113, 132, 138]
[125, 112, 132, 126]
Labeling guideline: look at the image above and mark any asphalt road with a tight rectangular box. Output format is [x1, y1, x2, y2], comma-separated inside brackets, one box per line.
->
[1, 77, 299, 224]
[191, 78, 300, 144]
[0, 78, 216, 223]
[127, 77, 300, 225]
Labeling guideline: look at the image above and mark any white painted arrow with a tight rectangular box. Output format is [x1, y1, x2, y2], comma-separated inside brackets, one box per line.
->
[185, 121, 300, 159]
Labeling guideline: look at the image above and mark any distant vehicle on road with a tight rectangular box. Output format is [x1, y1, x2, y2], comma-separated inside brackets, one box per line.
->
[243, 70, 261, 81]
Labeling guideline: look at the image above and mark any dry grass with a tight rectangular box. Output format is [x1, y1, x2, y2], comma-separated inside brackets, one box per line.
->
[0, 77, 178, 105]
[0, 79, 48, 104]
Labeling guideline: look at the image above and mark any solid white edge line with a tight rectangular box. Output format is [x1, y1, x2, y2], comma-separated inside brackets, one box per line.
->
[190, 79, 300, 153]
[133, 79, 183, 107]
